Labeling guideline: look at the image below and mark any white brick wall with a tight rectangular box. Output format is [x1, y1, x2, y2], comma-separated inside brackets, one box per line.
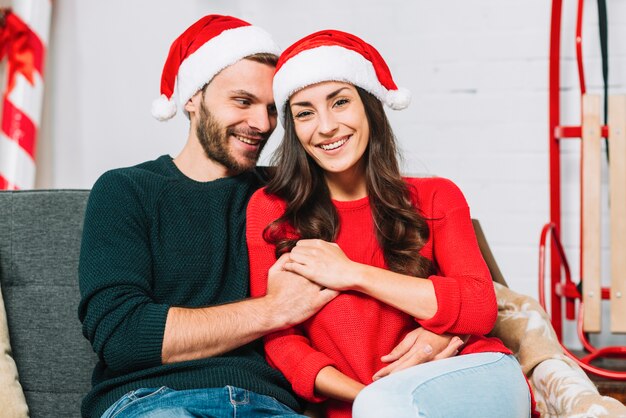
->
[33, 0, 625, 346]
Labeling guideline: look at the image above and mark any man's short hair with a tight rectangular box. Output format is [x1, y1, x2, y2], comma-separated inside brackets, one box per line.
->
[245, 52, 279, 67]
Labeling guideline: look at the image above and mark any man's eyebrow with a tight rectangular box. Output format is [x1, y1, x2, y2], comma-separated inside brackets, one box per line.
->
[290, 87, 350, 108]
[229, 90, 258, 100]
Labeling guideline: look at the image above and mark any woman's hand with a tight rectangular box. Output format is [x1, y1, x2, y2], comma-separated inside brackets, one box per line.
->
[372, 328, 465, 381]
[285, 239, 360, 291]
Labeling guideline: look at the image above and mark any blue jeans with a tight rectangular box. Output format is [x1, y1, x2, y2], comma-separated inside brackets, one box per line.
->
[100, 386, 306, 418]
[353, 352, 531, 418]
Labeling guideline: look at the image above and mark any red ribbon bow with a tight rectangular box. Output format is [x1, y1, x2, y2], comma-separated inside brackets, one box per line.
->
[0, 9, 37, 97]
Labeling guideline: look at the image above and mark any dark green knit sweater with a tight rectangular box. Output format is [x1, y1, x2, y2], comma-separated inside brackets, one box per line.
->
[78, 155, 298, 418]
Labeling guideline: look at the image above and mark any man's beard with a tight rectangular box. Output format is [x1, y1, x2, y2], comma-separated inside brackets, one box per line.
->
[196, 102, 268, 174]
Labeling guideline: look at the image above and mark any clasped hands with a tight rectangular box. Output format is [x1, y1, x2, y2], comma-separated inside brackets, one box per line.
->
[285, 238, 359, 291]
[273, 238, 465, 380]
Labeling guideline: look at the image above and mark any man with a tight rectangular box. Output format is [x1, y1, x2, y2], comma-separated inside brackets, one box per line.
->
[78, 15, 341, 418]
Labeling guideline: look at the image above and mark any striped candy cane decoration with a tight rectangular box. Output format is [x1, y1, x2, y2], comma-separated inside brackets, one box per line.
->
[0, 0, 51, 190]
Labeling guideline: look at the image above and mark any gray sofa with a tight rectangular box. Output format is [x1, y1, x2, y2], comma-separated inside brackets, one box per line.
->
[0, 190, 95, 418]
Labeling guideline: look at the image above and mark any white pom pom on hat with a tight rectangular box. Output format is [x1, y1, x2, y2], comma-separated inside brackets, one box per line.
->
[273, 29, 411, 123]
[152, 15, 280, 121]
[385, 87, 411, 110]
[151, 95, 177, 121]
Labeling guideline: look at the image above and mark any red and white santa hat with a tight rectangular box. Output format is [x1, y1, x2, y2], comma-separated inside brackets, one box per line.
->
[273, 29, 411, 123]
[152, 15, 280, 121]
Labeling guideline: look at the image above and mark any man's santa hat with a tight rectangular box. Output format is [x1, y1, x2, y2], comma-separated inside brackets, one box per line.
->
[273, 29, 411, 122]
[152, 15, 280, 121]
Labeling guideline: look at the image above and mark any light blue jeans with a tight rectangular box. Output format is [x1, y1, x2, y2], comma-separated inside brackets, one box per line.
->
[99, 386, 306, 418]
[353, 352, 531, 418]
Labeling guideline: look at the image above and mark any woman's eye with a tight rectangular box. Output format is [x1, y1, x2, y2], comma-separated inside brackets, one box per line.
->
[295, 110, 313, 119]
[334, 98, 349, 107]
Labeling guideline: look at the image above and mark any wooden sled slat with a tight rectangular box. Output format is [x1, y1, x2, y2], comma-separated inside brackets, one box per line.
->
[609, 95, 626, 333]
[582, 94, 602, 333]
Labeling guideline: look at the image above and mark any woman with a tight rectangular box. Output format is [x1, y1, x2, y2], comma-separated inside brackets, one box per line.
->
[246, 30, 534, 418]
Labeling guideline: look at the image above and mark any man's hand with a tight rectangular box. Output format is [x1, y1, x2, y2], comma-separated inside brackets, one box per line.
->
[266, 253, 339, 328]
[162, 254, 338, 364]
[372, 328, 465, 381]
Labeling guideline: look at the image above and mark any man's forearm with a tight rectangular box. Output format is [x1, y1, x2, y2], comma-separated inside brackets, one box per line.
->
[162, 259, 338, 364]
[161, 296, 285, 364]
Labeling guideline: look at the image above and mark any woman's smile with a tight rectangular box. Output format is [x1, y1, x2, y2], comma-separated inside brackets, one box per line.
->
[317, 135, 351, 151]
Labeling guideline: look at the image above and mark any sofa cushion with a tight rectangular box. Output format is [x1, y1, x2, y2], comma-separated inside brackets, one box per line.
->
[0, 278, 29, 418]
[0, 190, 97, 418]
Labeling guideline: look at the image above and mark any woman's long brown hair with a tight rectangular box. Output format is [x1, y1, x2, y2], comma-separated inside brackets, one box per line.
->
[264, 87, 435, 278]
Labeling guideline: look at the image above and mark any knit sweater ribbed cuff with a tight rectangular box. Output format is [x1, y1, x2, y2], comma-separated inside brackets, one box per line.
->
[292, 351, 336, 403]
[418, 275, 462, 334]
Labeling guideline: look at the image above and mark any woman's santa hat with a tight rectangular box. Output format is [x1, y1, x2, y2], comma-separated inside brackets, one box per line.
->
[152, 15, 280, 121]
[273, 29, 411, 123]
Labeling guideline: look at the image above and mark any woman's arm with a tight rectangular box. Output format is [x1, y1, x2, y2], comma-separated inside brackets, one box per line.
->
[286, 240, 438, 319]
[315, 366, 365, 402]
[285, 178, 497, 336]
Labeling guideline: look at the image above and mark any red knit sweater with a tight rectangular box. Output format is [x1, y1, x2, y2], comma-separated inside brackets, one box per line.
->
[246, 177, 513, 418]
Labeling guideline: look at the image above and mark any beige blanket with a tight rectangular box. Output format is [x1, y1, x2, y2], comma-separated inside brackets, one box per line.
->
[492, 282, 626, 417]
